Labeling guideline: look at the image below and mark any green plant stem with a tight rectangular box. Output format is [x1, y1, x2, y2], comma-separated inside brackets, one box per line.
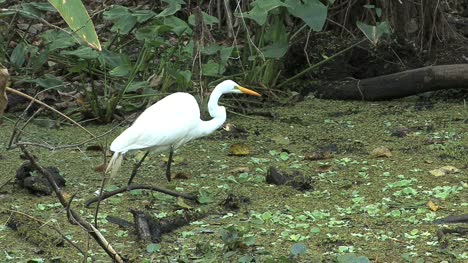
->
[289, 23, 307, 42]
[277, 38, 367, 88]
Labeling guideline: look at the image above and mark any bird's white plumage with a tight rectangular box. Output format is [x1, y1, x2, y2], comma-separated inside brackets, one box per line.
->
[110, 92, 201, 154]
[105, 79, 260, 180]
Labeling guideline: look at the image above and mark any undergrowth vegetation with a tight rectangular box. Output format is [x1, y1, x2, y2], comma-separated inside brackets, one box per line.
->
[0, 0, 390, 122]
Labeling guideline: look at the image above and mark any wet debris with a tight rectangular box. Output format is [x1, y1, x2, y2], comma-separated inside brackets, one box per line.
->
[16, 162, 66, 196]
[391, 126, 411, 138]
[266, 167, 313, 191]
[221, 193, 251, 211]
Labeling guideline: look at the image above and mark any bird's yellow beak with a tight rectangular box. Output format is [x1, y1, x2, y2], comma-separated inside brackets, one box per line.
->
[237, 86, 261, 97]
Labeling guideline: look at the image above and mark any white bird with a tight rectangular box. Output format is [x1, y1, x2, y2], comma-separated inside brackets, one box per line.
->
[106, 80, 261, 184]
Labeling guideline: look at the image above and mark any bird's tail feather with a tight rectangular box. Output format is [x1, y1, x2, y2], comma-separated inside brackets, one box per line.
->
[106, 152, 123, 179]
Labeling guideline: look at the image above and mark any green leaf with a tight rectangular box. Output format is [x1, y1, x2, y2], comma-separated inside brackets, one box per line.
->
[201, 44, 221, 55]
[163, 16, 191, 35]
[133, 10, 156, 22]
[357, 21, 390, 45]
[146, 243, 161, 253]
[285, 0, 327, 31]
[61, 47, 99, 59]
[20, 2, 55, 18]
[103, 6, 137, 35]
[240, 0, 289, 26]
[177, 70, 192, 84]
[202, 60, 225, 77]
[98, 50, 130, 68]
[188, 11, 219, 26]
[109, 64, 131, 77]
[279, 151, 289, 161]
[261, 43, 288, 59]
[48, 0, 101, 50]
[41, 30, 76, 51]
[291, 243, 307, 257]
[125, 81, 148, 92]
[10, 42, 28, 68]
[35, 74, 64, 89]
[243, 236, 256, 246]
[220, 47, 234, 65]
[157, 0, 183, 17]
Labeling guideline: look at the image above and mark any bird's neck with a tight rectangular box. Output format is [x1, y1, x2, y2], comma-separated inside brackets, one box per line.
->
[196, 89, 226, 138]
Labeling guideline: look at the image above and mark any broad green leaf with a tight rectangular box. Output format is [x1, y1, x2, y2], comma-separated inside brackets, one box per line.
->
[103, 6, 137, 35]
[133, 10, 156, 22]
[20, 2, 55, 18]
[61, 46, 99, 59]
[240, 0, 289, 26]
[357, 21, 390, 45]
[109, 64, 131, 77]
[41, 30, 76, 51]
[188, 11, 219, 26]
[220, 47, 234, 64]
[98, 50, 129, 68]
[35, 74, 64, 89]
[30, 51, 49, 71]
[157, 0, 184, 17]
[202, 60, 225, 77]
[126, 81, 148, 92]
[201, 44, 221, 55]
[285, 0, 327, 31]
[177, 70, 192, 83]
[261, 43, 288, 59]
[48, 0, 101, 50]
[146, 243, 161, 253]
[291, 243, 307, 257]
[163, 16, 191, 35]
[10, 42, 28, 68]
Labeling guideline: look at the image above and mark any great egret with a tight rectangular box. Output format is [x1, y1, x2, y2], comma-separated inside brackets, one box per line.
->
[106, 80, 261, 184]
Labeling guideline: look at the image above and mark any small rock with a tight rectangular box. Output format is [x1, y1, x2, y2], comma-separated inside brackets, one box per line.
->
[228, 143, 251, 156]
[429, 166, 460, 177]
[369, 146, 392, 158]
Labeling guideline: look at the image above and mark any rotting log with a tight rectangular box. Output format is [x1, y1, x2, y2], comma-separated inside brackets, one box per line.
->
[315, 64, 468, 100]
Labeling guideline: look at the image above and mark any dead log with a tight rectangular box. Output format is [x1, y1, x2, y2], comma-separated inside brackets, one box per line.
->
[315, 64, 468, 100]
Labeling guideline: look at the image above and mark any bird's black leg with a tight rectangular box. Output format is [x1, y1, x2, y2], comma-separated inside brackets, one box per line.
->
[127, 151, 150, 185]
[166, 147, 174, 182]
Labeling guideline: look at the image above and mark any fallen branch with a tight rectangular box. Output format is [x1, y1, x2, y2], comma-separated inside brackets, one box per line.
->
[85, 184, 198, 208]
[20, 146, 124, 262]
[315, 64, 468, 100]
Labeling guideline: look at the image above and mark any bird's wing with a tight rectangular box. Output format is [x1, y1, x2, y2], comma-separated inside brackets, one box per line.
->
[110, 93, 201, 153]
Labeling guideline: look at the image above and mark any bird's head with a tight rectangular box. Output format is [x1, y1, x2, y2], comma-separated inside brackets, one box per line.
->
[217, 80, 261, 97]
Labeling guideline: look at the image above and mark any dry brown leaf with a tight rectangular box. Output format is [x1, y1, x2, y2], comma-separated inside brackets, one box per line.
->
[315, 165, 333, 173]
[95, 162, 107, 173]
[173, 172, 192, 180]
[429, 166, 460, 177]
[427, 200, 439, 211]
[304, 151, 333, 161]
[369, 146, 392, 158]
